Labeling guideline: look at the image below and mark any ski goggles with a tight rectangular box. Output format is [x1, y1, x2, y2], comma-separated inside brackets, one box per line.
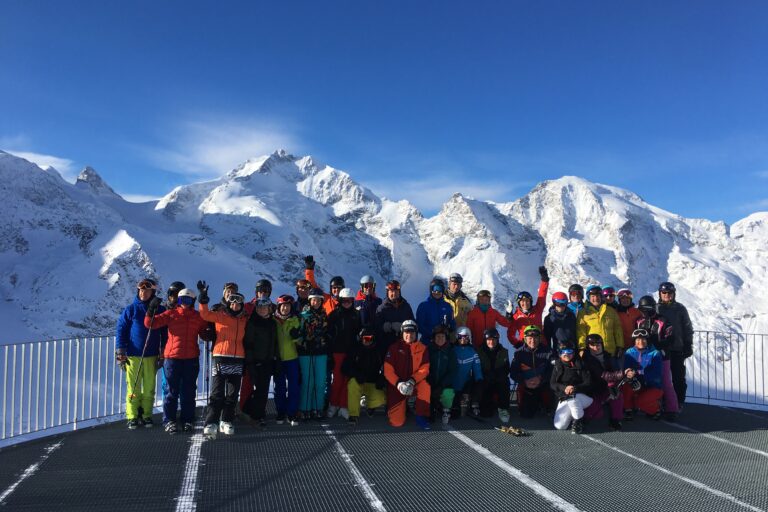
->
[632, 328, 650, 339]
[456, 334, 471, 341]
[431, 285, 445, 293]
[386, 281, 401, 291]
[559, 348, 575, 356]
[137, 280, 157, 290]
[227, 293, 245, 304]
[178, 296, 195, 306]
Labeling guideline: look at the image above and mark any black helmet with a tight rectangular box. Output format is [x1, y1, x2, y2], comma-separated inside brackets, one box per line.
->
[586, 333, 604, 345]
[658, 282, 676, 294]
[430, 277, 446, 293]
[432, 324, 449, 336]
[483, 328, 500, 339]
[330, 276, 345, 289]
[167, 281, 186, 295]
[255, 279, 272, 293]
[568, 283, 584, 295]
[638, 295, 657, 313]
[517, 291, 533, 302]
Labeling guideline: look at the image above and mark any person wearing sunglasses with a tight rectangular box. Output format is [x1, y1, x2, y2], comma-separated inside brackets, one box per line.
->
[293, 279, 312, 314]
[550, 345, 592, 434]
[116, 278, 166, 430]
[374, 279, 415, 357]
[297, 288, 331, 419]
[444, 273, 473, 328]
[655, 282, 693, 408]
[452, 326, 484, 418]
[543, 291, 577, 350]
[327, 288, 362, 420]
[636, 295, 679, 419]
[622, 329, 664, 420]
[197, 280, 248, 438]
[145, 287, 209, 434]
[342, 328, 387, 425]
[416, 278, 456, 345]
[577, 285, 624, 365]
[427, 324, 458, 425]
[506, 266, 550, 349]
[581, 333, 629, 431]
[302, 255, 345, 316]
[466, 289, 511, 351]
[615, 288, 642, 355]
[355, 275, 382, 328]
[273, 295, 302, 426]
[601, 286, 618, 309]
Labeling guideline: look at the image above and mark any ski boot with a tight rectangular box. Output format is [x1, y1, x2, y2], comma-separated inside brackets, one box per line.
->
[219, 421, 234, 435]
[441, 408, 451, 426]
[460, 394, 470, 417]
[498, 408, 510, 424]
[204, 423, 218, 439]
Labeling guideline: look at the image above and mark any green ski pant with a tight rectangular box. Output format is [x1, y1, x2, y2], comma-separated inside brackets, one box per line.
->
[125, 356, 158, 420]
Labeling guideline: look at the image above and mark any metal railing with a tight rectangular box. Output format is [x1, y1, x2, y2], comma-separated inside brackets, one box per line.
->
[1, 330, 767, 447]
[1, 337, 212, 447]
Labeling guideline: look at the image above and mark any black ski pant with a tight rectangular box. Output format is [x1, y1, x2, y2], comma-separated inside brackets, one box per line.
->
[479, 379, 511, 416]
[669, 351, 687, 405]
[244, 361, 273, 420]
[205, 373, 243, 425]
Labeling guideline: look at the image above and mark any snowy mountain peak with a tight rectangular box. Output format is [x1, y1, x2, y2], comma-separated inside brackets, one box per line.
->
[75, 166, 122, 199]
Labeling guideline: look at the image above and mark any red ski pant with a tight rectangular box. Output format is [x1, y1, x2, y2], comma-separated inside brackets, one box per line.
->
[622, 386, 664, 415]
[329, 353, 348, 408]
[387, 380, 430, 427]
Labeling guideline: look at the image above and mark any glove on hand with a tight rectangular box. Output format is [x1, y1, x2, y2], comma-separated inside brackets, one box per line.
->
[397, 381, 415, 396]
[116, 349, 128, 371]
[196, 280, 209, 305]
[505, 299, 514, 314]
[631, 378, 642, 392]
[304, 255, 315, 270]
[538, 266, 549, 282]
[147, 297, 162, 316]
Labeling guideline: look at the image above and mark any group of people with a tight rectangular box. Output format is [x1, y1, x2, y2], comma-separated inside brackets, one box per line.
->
[116, 255, 694, 436]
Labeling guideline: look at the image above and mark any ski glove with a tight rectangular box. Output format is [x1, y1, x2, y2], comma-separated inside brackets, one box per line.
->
[304, 255, 315, 270]
[197, 280, 210, 305]
[147, 297, 162, 316]
[505, 299, 514, 315]
[396, 381, 411, 396]
[631, 378, 642, 391]
[115, 349, 128, 371]
[538, 266, 549, 282]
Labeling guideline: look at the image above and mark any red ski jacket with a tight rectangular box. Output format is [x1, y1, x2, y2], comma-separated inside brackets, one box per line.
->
[146, 306, 209, 359]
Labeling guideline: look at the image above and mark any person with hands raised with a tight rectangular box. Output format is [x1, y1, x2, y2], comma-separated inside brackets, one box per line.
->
[506, 266, 550, 348]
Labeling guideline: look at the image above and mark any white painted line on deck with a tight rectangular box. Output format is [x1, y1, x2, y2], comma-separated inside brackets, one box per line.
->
[583, 435, 765, 512]
[447, 429, 584, 512]
[718, 406, 768, 422]
[662, 420, 768, 459]
[175, 425, 206, 512]
[0, 440, 63, 505]
[322, 426, 386, 512]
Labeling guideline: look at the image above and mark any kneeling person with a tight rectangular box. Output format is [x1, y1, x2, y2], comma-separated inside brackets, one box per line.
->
[428, 325, 458, 425]
[343, 328, 387, 424]
[551, 346, 592, 434]
[384, 320, 431, 429]
[477, 328, 511, 423]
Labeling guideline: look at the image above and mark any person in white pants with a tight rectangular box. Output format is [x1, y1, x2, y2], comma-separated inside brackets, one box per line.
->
[550, 346, 593, 434]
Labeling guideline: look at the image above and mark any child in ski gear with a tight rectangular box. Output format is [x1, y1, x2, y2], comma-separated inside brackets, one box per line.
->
[656, 282, 693, 406]
[543, 291, 577, 349]
[551, 346, 593, 434]
[452, 326, 484, 417]
[355, 275, 382, 328]
[327, 288, 362, 419]
[145, 287, 208, 434]
[636, 295, 678, 418]
[117, 278, 166, 429]
[576, 285, 624, 360]
[384, 319, 431, 429]
[374, 280, 415, 357]
[416, 278, 456, 344]
[198, 281, 248, 437]
[466, 289, 511, 350]
[510, 325, 554, 417]
[242, 298, 279, 426]
[567, 284, 585, 315]
[342, 327, 387, 423]
[444, 273, 473, 327]
[506, 266, 550, 348]
[477, 328, 511, 423]
[274, 294, 302, 425]
[293, 278, 312, 315]
[623, 328, 664, 419]
[428, 325, 458, 425]
[581, 334, 628, 430]
[297, 289, 330, 418]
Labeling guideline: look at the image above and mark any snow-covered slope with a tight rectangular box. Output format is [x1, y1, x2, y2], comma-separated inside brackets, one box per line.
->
[0, 149, 765, 341]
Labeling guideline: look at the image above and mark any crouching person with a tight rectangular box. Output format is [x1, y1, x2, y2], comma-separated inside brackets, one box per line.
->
[146, 288, 208, 434]
[477, 328, 511, 423]
[428, 325, 458, 425]
[384, 320, 431, 429]
[197, 281, 247, 438]
[551, 346, 592, 434]
[510, 325, 554, 418]
[452, 326, 484, 417]
[342, 327, 387, 425]
[623, 328, 664, 420]
[582, 333, 627, 430]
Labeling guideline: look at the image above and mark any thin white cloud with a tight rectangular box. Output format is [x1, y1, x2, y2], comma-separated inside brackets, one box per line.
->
[5, 150, 77, 180]
[141, 116, 301, 179]
[120, 193, 162, 203]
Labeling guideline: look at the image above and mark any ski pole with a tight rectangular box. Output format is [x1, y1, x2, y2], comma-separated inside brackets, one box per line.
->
[129, 308, 157, 400]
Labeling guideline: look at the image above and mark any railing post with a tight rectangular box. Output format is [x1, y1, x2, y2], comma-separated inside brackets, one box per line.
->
[73, 338, 80, 431]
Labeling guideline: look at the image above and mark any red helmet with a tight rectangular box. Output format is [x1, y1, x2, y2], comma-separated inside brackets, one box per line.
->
[551, 292, 568, 304]
[277, 294, 294, 305]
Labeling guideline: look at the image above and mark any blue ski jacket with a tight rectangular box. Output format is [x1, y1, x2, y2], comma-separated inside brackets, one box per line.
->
[452, 345, 483, 390]
[416, 295, 456, 344]
[117, 296, 167, 357]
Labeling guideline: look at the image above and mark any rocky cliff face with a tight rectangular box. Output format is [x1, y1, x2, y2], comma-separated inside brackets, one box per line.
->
[0, 149, 765, 340]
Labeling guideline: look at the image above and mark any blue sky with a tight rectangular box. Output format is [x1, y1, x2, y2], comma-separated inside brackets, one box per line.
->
[1, 1, 767, 222]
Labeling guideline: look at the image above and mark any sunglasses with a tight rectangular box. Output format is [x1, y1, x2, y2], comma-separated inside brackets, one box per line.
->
[362, 283, 374, 289]
[386, 283, 401, 291]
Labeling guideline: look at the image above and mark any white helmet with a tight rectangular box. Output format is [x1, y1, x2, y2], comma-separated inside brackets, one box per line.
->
[456, 326, 472, 343]
[360, 275, 375, 286]
[338, 288, 355, 299]
[401, 319, 418, 333]
[178, 288, 196, 299]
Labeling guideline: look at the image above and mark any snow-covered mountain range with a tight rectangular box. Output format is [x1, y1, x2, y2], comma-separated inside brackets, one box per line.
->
[1, 148, 766, 341]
